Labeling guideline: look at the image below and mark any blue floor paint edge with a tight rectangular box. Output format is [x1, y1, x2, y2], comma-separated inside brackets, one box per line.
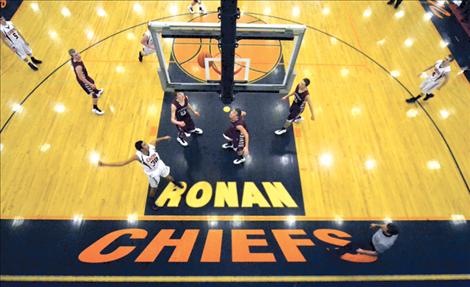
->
[0, 0, 23, 20]
[420, 1, 470, 81]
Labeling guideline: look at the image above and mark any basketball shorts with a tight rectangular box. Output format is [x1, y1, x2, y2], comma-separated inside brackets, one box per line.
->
[287, 103, 304, 122]
[419, 77, 441, 94]
[176, 116, 195, 133]
[12, 39, 32, 60]
[147, 162, 170, 188]
[78, 78, 99, 97]
[223, 130, 245, 152]
[142, 45, 155, 56]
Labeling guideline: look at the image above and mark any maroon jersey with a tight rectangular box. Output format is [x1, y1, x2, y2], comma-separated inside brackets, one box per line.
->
[71, 59, 91, 83]
[226, 118, 248, 140]
[292, 84, 309, 109]
[173, 96, 190, 120]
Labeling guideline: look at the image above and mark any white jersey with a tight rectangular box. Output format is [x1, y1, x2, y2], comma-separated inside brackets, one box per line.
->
[1, 21, 22, 45]
[144, 30, 154, 47]
[372, 229, 398, 254]
[430, 60, 451, 81]
[136, 144, 166, 175]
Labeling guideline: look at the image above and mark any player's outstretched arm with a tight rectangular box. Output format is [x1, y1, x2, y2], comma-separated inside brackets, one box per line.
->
[356, 248, 378, 256]
[282, 91, 295, 101]
[98, 155, 137, 167]
[188, 103, 200, 117]
[150, 136, 171, 146]
[421, 64, 435, 73]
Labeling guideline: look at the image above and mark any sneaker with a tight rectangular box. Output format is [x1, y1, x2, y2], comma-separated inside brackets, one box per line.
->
[387, 0, 394, 5]
[423, 94, 434, 101]
[199, 5, 208, 15]
[184, 132, 191, 137]
[192, 128, 203, 135]
[222, 143, 233, 149]
[92, 108, 105, 115]
[274, 128, 287, 135]
[138, 51, 143, 62]
[293, 116, 303, 123]
[406, 95, 421, 104]
[28, 62, 38, 71]
[31, 57, 42, 64]
[233, 157, 246, 165]
[188, 5, 195, 14]
[177, 136, 188, 146]
[96, 89, 104, 97]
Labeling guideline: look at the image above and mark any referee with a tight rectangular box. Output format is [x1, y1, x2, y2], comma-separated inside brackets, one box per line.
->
[356, 223, 399, 256]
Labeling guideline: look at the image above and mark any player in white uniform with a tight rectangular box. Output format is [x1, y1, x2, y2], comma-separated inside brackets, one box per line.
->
[138, 30, 155, 62]
[0, 16, 42, 71]
[188, 0, 207, 15]
[98, 136, 183, 210]
[406, 55, 454, 103]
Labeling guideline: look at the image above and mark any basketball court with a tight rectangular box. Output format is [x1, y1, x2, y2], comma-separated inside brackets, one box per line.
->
[1, 1, 469, 286]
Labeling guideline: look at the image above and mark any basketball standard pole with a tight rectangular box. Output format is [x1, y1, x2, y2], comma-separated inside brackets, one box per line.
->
[220, 0, 238, 104]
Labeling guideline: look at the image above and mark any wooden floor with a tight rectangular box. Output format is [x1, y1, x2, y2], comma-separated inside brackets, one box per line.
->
[1, 0, 469, 219]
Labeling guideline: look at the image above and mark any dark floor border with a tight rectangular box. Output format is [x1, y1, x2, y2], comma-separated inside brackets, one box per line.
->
[0, 0, 23, 20]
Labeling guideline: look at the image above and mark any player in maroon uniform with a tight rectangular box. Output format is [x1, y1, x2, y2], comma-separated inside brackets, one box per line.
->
[222, 108, 249, 165]
[274, 78, 314, 135]
[68, 49, 104, 115]
[171, 92, 203, 146]
[188, 0, 207, 15]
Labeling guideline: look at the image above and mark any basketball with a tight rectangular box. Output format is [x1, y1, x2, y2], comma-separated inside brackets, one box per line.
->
[197, 51, 210, 68]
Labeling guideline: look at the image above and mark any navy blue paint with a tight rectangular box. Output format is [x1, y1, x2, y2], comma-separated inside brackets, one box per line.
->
[2, 281, 470, 287]
[420, 1, 470, 81]
[144, 91, 304, 215]
[1, 220, 469, 277]
[0, 0, 23, 20]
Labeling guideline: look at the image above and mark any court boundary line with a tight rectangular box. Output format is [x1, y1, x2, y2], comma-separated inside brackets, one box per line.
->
[1, 274, 469, 283]
[0, 215, 467, 221]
